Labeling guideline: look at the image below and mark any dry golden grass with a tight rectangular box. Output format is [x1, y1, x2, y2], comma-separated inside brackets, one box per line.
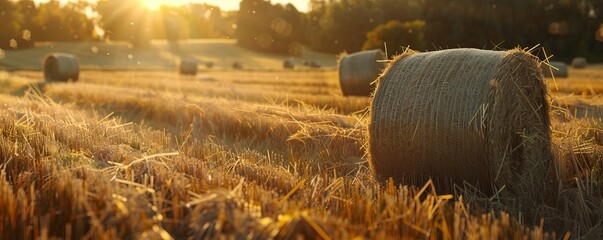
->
[13, 71, 368, 115]
[0, 69, 601, 239]
[547, 65, 603, 96]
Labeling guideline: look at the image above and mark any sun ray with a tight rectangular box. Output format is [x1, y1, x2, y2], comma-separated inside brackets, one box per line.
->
[142, 0, 162, 10]
[140, 0, 190, 10]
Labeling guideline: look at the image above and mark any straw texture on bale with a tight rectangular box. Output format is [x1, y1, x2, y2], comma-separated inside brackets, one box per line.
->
[369, 48, 552, 206]
[541, 61, 568, 78]
[338, 50, 387, 96]
[43, 53, 79, 82]
[179, 58, 198, 75]
[571, 57, 587, 69]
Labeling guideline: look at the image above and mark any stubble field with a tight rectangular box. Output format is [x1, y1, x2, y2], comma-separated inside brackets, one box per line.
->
[0, 66, 602, 239]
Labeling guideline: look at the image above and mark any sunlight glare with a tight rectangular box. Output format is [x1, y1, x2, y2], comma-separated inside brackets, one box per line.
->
[143, 0, 162, 10]
[141, 0, 189, 10]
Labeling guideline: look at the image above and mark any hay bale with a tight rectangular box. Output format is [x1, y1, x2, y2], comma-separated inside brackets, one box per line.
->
[43, 53, 79, 82]
[338, 50, 387, 96]
[308, 61, 321, 68]
[283, 60, 294, 69]
[179, 58, 198, 75]
[303, 60, 321, 68]
[369, 48, 553, 207]
[206, 61, 214, 69]
[541, 61, 568, 78]
[233, 62, 243, 70]
[572, 57, 587, 69]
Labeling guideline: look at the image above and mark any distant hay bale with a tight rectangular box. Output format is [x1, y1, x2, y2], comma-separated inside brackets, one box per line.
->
[233, 62, 242, 70]
[369, 48, 553, 207]
[572, 57, 587, 69]
[541, 61, 568, 78]
[283, 60, 294, 69]
[43, 53, 79, 82]
[310, 61, 321, 68]
[338, 50, 387, 96]
[304, 60, 321, 69]
[206, 61, 214, 69]
[179, 58, 198, 75]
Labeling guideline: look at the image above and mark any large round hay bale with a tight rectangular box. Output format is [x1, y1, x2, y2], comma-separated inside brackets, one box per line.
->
[571, 57, 587, 69]
[338, 50, 387, 96]
[369, 48, 552, 207]
[179, 58, 198, 75]
[43, 53, 79, 82]
[541, 61, 568, 78]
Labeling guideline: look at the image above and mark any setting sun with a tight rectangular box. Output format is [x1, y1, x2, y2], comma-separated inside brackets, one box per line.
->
[142, 0, 162, 10]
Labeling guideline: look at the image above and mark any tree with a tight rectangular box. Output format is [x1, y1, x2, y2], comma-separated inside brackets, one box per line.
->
[35, 1, 95, 42]
[379, 0, 424, 24]
[304, 0, 424, 54]
[237, 0, 273, 50]
[1, 0, 96, 49]
[307, 0, 603, 59]
[304, 0, 381, 53]
[541, 0, 603, 58]
[0, 0, 22, 49]
[236, 0, 304, 55]
[16, 0, 36, 48]
[188, 4, 227, 39]
[362, 20, 426, 57]
[97, 0, 152, 48]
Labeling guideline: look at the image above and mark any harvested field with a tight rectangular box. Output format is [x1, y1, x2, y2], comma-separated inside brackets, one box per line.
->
[0, 67, 601, 239]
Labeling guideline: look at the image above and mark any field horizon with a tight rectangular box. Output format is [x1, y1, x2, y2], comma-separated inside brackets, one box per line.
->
[0, 39, 338, 71]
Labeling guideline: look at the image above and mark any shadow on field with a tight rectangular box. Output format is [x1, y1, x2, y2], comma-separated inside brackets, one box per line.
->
[11, 82, 48, 97]
[17, 78, 82, 98]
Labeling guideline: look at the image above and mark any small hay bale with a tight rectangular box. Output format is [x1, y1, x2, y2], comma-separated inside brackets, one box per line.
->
[369, 48, 553, 208]
[233, 62, 243, 70]
[206, 61, 214, 69]
[283, 60, 294, 69]
[572, 57, 587, 69]
[541, 61, 568, 78]
[338, 49, 387, 96]
[308, 61, 321, 68]
[43, 53, 79, 82]
[179, 58, 198, 75]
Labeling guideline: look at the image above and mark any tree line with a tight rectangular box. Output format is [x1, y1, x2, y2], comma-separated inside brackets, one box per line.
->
[2, 0, 603, 61]
[0, 0, 232, 50]
[97, 0, 234, 49]
[0, 0, 95, 49]
[239, 0, 603, 60]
